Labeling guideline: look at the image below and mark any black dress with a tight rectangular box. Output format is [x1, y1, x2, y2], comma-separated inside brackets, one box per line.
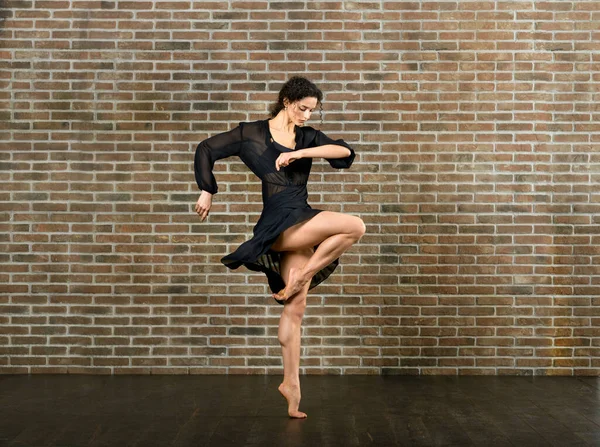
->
[194, 118, 356, 305]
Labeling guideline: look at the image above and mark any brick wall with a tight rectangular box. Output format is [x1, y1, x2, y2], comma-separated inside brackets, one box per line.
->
[1, 1, 598, 375]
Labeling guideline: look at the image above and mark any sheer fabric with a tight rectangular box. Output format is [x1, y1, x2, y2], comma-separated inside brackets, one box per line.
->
[194, 119, 355, 304]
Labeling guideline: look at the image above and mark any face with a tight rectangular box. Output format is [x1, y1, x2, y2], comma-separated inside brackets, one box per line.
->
[285, 96, 318, 126]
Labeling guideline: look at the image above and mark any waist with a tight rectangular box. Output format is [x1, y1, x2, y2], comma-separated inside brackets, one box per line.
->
[262, 183, 308, 208]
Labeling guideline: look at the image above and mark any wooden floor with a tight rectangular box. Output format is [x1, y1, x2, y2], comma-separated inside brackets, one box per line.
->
[1, 375, 599, 446]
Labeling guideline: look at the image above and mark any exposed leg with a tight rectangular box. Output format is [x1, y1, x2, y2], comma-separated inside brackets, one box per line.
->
[278, 248, 312, 419]
[271, 212, 366, 301]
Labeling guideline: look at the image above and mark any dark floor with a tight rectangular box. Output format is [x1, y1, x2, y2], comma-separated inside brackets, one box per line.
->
[0, 374, 599, 446]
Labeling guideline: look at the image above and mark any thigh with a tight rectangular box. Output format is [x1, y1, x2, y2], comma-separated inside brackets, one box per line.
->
[271, 211, 361, 253]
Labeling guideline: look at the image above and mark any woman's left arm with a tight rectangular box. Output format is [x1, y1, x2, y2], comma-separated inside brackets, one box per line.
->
[297, 144, 351, 160]
[275, 129, 356, 171]
[303, 129, 356, 169]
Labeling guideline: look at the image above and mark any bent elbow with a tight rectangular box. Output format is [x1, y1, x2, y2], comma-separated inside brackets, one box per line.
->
[332, 145, 351, 158]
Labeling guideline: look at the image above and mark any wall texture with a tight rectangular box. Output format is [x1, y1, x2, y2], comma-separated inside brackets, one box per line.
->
[1, 0, 599, 375]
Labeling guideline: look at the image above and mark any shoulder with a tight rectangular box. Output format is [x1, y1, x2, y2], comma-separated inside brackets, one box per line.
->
[298, 124, 318, 141]
[237, 119, 267, 130]
[236, 119, 268, 142]
[300, 124, 318, 133]
[237, 119, 268, 133]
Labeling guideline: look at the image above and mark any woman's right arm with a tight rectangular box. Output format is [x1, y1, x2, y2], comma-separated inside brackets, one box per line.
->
[194, 124, 244, 221]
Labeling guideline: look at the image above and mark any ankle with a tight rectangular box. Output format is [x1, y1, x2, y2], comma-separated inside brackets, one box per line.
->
[281, 379, 300, 388]
[297, 267, 312, 284]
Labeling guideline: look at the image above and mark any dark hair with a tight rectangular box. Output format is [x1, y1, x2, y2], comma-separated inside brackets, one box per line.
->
[269, 76, 323, 118]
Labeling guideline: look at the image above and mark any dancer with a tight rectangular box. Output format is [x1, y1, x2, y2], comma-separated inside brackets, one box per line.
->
[193, 76, 365, 418]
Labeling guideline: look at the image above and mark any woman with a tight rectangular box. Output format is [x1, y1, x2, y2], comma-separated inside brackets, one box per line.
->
[193, 76, 366, 418]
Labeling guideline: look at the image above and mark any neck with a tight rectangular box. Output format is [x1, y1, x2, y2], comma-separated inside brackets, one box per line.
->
[270, 111, 295, 133]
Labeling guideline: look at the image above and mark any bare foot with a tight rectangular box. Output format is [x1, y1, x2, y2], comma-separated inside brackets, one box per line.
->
[278, 382, 307, 419]
[272, 267, 308, 302]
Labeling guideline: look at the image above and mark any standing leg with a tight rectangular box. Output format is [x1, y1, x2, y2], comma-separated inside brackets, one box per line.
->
[277, 248, 313, 418]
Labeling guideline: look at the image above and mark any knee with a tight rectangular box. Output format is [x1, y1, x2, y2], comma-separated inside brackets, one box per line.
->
[350, 216, 366, 241]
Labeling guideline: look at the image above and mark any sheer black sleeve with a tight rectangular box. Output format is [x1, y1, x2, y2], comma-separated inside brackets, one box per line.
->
[313, 129, 356, 169]
[194, 124, 244, 194]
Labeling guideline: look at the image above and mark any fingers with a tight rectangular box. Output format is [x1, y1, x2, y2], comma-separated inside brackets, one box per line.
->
[276, 154, 292, 171]
[197, 207, 208, 222]
[195, 201, 209, 222]
[195, 191, 213, 221]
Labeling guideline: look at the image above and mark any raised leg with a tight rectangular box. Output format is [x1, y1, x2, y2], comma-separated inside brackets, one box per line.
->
[271, 211, 366, 301]
[278, 248, 313, 419]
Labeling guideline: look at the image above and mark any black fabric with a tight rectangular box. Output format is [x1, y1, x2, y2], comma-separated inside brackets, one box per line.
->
[194, 119, 355, 305]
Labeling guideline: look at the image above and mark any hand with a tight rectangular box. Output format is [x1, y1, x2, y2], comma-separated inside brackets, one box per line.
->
[275, 150, 303, 171]
[194, 191, 212, 222]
